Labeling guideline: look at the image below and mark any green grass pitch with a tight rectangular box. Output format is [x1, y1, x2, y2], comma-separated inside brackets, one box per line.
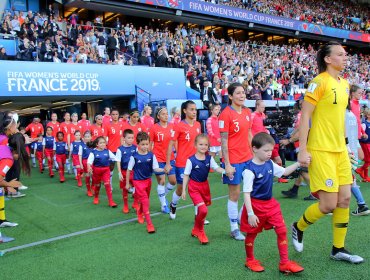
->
[1, 167, 369, 280]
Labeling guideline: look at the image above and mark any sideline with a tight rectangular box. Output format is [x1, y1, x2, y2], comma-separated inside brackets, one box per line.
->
[0, 195, 229, 256]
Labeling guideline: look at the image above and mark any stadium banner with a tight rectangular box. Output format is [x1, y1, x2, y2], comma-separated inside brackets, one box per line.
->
[126, 0, 370, 43]
[0, 61, 186, 100]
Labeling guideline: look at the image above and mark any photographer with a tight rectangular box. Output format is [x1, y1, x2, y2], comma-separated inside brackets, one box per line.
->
[18, 38, 35, 61]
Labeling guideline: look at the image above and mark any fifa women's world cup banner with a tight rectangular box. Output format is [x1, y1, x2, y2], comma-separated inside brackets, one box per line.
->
[127, 0, 370, 43]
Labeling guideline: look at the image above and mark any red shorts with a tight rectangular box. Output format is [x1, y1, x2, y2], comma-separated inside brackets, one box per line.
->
[188, 179, 211, 206]
[36, 150, 43, 161]
[133, 178, 151, 201]
[56, 154, 67, 165]
[44, 148, 53, 158]
[82, 159, 88, 173]
[120, 169, 133, 189]
[240, 197, 285, 234]
[92, 166, 110, 185]
[272, 143, 280, 159]
[360, 142, 370, 163]
[72, 154, 81, 167]
[0, 159, 13, 177]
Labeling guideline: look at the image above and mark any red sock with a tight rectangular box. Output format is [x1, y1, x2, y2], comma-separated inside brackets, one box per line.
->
[94, 185, 100, 198]
[122, 187, 128, 207]
[58, 162, 64, 180]
[48, 159, 53, 174]
[245, 233, 257, 261]
[104, 183, 115, 204]
[38, 160, 43, 172]
[194, 204, 208, 233]
[275, 226, 289, 264]
[85, 175, 91, 191]
[141, 197, 152, 225]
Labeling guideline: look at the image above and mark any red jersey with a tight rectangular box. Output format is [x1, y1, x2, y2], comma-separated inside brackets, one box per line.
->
[219, 106, 253, 164]
[46, 121, 60, 138]
[121, 122, 146, 145]
[25, 123, 44, 139]
[170, 115, 181, 125]
[141, 115, 154, 132]
[69, 122, 82, 143]
[206, 116, 221, 147]
[149, 123, 175, 162]
[251, 111, 268, 136]
[172, 120, 201, 168]
[90, 124, 106, 141]
[78, 119, 91, 134]
[102, 115, 112, 127]
[60, 122, 71, 142]
[105, 122, 123, 152]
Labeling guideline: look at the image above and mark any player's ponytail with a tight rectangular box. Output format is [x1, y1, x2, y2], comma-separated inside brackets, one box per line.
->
[316, 41, 341, 74]
[8, 132, 31, 176]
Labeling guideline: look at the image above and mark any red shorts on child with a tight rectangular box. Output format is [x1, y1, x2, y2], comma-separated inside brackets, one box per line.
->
[56, 154, 67, 165]
[36, 150, 43, 161]
[360, 143, 370, 163]
[120, 169, 133, 189]
[133, 178, 151, 201]
[0, 158, 13, 177]
[92, 166, 110, 185]
[188, 179, 211, 206]
[240, 197, 285, 234]
[82, 159, 88, 173]
[272, 143, 280, 159]
[44, 148, 53, 158]
[72, 154, 80, 166]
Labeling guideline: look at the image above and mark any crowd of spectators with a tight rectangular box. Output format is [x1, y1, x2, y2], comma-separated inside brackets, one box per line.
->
[208, 0, 370, 33]
[0, 7, 369, 102]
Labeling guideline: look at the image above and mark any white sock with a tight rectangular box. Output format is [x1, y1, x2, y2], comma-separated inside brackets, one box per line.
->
[194, 205, 198, 215]
[73, 167, 77, 176]
[228, 199, 239, 231]
[31, 155, 36, 165]
[172, 192, 181, 206]
[110, 172, 113, 190]
[66, 159, 71, 171]
[54, 156, 59, 169]
[42, 158, 45, 165]
[157, 184, 166, 207]
[165, 183, 175, 195]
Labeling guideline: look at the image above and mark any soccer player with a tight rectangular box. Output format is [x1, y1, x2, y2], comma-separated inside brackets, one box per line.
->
[43, 126, 55, 177]
[34, 134, 44, 173]
[46, 113, 60, 138]
[291, 41, 363, 264]
[181, 134, 225, 245]
[141, 105, 154, 132]
[90, 114, 106, 141]
[79, 131, 93, 196]
[126, 132, 163, 233]
[102, 107, 112, 127]
[206, 104, 222, 160]
[121, 110, 146, 145]
[25, 116, 44, 167]
[117, 129, 137, 213]
[87, 136, 117, 208]
[357, 108, 370, 182]
[219, 82, 253, 241]
[78, 112, 91, 135]
[164, 100, 201, 220]
[150, 107, 176, 213]
[60, 112, 72, 173]
[69, 130, 83, 187]
[241, 132, 304, 273]
[53, 131, 68, 183]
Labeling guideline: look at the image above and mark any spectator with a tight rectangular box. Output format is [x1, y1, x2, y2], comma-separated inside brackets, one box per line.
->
[0, 47, 8, 60]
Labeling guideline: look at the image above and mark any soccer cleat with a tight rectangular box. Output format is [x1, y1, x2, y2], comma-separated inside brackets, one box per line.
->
[279, 261, 304, 274]
[7, 192, 26, 198]
[131, 201, 138, 210]
[50, 173, 54, 178]
[278, 178, 289, 183]
[93, 197, 99, 205]
[230, 229, 245, 241]
[197, 231, 209, 245]
[87, 191, 93, 197]
[303, 193, 318, 201]
[281, 189, 298, 198]
[136, 208, 144, 224]
[245, 259, 265, 272]
[291, 222, 303, 252]
[362, 177, 370, 183]
[169, 203, 177, 220]
[355, 168, 365, 179]
[0, 220, 18, 228]
[122, 204, 129, 214]
[330, 249, 364, 264]
[161, 204, 170, 214]
[0, 234, 15, 243]
[204, 219, 210, 225]
[109, 201, 117, 208]
[147, 224, 156, 234]
[18, 185, 28, 190]
[351, 205, 370, 216]
[191, 228, 199, 238]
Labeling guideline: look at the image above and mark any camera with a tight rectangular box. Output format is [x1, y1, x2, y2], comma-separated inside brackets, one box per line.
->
[263, 108, 295, 139]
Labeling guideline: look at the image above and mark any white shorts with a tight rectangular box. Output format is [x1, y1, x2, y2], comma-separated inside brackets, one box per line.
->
[210, 146, 221, 154]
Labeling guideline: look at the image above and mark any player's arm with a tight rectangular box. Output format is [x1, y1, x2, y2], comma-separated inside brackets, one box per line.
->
[87, 153, 94, 174]
[272, 161, 300, 177]
[42, 138, 46, 155]
[78, 146, 83, 167]
[298, 101, 315, 165]
[116, 149, 123, 181]
[53, 142, 56, 157]
[108, 151, 117, 162]
[182, 159, 192, 200]
[221, 132, 234, 178]
[164, 139, 175, 173]
[210, 157, 225, 174]
[242, 169, 259, 227]
[152, 154, 163, 173]
[126, 156, 135, 190]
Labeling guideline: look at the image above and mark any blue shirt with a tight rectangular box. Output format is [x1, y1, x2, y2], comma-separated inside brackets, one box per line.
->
[43, 136, 54, 149]
[54, 141, 68, 155]
[127, 152, 159, 180]
[35, 142, 43, 152]
[242, 160, 285, 200]
[184, 154, 219, 183]
[87, 149, 116, 167]
[360, 120, 370, 144]
[80, 142, 91, 159]
[116, 145, 137, 170]
[71, 141, 82, 155]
